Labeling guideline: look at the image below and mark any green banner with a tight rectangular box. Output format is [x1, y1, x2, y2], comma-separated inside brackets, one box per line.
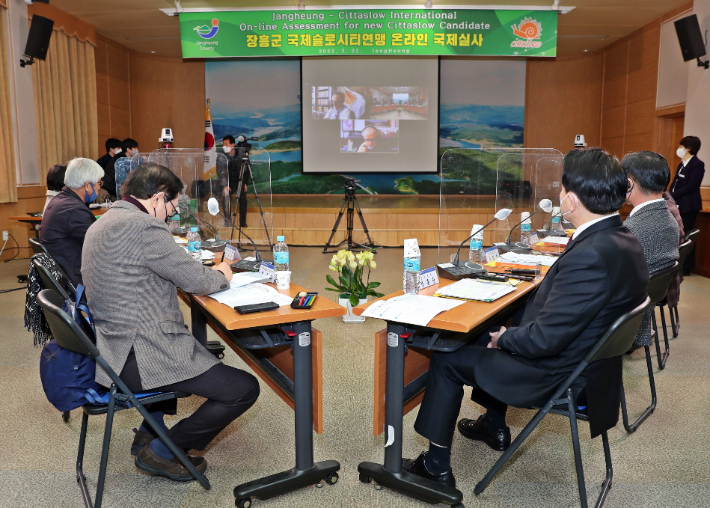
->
[180, 9, 557, 58]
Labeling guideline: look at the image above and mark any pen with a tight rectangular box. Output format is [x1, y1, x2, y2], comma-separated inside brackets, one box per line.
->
[307, 295, 315, 306]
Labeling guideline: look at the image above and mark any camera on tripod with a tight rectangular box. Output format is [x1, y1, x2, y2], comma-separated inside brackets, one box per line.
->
[236, 135, 259, 160]
[344, 177, 359, 195]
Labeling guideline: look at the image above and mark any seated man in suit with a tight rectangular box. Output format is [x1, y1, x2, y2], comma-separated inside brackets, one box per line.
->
[621, 151, 679, 350]
[405, 148, 649, 487]
[82, 163, 259, 481]
[41, 158, 103, 285]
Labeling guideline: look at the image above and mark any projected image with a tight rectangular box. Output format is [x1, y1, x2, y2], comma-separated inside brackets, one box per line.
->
[340, 120, 399, 153]
[312, 86, 428, 121]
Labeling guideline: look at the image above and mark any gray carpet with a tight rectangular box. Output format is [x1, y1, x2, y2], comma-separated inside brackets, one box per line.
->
[2, 247, 709, 507]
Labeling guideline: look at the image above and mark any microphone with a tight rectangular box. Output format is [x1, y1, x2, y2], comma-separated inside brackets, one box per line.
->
[207, 197, 264, 268]
[438, 208, 512, 281]
[176, 202, 226, 249]
[499, 199, 553, 253]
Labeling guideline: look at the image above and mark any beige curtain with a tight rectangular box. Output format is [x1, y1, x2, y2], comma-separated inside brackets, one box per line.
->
[33, 27, 98, 182]
[0, 3, 18, 203]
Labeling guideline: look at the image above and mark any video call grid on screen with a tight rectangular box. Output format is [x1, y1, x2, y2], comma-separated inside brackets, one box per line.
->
[301, 56, 439, 173]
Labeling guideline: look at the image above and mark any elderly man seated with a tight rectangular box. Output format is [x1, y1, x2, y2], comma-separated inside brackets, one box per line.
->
[621, 151, 680, 351]
[40, 157, 103, 285]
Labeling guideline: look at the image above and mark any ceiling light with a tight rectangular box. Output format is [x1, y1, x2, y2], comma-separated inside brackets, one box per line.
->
[425, 0, 433, 7]
[298, 0, 305, 10]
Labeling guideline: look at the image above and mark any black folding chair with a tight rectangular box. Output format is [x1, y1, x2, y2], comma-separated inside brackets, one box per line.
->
[658, 239, 692, 340]
[668, 229, 700, 336]
[474, 297, 652, 508]
[29, 237, 48, 255]
[36, 289, 210, 508]
[619, 262, 677, 434]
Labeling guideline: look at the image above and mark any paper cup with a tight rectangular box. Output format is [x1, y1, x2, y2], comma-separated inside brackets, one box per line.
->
[275, 270, 291, 290]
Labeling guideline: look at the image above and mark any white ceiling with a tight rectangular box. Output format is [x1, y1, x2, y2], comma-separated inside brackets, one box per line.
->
[50, 0, 692, 58]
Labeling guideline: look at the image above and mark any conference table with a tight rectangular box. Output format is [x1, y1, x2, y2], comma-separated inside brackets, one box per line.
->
[353, 274, 540, 506]
[10, 207, 109, 238]
[180, 282, 346, 507]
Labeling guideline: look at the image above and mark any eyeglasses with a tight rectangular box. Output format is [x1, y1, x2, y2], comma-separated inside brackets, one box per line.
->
[165, 198, 178, 219]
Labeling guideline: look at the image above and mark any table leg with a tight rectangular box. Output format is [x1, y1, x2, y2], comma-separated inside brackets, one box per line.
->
[358, 322, 463, 506]
[233, 321, 340, 506]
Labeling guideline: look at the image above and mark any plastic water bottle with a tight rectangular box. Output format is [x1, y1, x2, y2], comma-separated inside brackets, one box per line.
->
[520, 212, 531, 245]
[468, 224, 484, 264]
[274, 235, 289, 271]
[168, 214, 180, 233]
[187, 227, 201, 261]
[403, 254, 421, 294]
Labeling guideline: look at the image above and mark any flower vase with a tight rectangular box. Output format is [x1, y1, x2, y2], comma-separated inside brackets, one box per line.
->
[339, 293, 367, 323]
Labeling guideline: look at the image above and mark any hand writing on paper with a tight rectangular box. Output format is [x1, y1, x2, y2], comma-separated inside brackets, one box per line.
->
[487, 326, 506, 349]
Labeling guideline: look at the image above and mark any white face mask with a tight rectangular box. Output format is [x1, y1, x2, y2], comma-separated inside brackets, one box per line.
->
[560, 193, 575, 217]
[676, 147, 687, 159]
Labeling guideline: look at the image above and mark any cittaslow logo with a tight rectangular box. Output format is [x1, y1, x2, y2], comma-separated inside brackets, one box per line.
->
[510, 17, 542, 49]
[194, 19, 220, 39]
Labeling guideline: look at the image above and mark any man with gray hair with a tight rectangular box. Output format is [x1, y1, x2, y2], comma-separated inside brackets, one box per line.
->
[40, 157, 104, 285]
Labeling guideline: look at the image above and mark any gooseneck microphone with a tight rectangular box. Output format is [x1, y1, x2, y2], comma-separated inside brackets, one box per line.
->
[207, 197, 262, 265]
[176, 201, 226, 249]
[499, 199, 554, 253]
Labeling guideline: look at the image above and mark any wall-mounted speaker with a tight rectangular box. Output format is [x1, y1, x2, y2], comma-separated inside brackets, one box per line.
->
[24, 15, 54, 61]
[674, 14, 707, 62]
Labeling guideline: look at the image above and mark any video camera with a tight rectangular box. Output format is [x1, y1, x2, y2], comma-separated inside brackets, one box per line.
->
[344, 177, 360, 195]
[236, 135, 259, 161]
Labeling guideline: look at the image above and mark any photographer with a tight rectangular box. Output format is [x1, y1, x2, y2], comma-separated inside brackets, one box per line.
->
[222, 135, 248, 227]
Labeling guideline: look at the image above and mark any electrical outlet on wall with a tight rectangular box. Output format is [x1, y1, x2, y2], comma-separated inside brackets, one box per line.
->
[2, 231, 8, 242]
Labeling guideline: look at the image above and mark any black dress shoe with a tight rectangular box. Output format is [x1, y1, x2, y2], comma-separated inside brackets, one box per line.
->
[135, 445, 207, 482]
[131, 428, 154, 456]
[457, 416, 511, 451]
[402, 452, 456, 488]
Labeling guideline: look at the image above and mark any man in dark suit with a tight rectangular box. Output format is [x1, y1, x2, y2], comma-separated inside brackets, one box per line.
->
[622, 151, 679, 349]
[405, 148, 649, 487]
[96, 137, 121, 170]
[222, 135, 248, 227]
[669, 135, 704, 274]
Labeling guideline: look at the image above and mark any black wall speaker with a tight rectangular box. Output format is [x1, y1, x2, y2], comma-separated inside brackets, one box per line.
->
[24, 15, 54, 60]
[674, 14, 707, 62]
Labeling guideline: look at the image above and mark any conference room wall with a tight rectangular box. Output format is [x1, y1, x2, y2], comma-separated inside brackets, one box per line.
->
[95, 34, 131, 155]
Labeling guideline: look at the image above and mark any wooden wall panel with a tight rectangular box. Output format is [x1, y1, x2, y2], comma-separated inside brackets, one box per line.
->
[524, 53, 603, 152]
[129, 54, 205, 151]
[95, 34, 131, 154]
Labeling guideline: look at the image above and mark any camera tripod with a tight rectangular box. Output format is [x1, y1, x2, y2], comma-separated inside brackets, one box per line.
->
[323, 181, 378, 253]
[228, 155, 272, 250]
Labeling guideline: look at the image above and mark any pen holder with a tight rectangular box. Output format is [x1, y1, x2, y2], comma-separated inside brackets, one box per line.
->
[291, 292, 318, 309]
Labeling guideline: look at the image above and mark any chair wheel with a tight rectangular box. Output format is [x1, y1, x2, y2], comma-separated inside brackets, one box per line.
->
[359, 473, 371, 484]
[315, 481, 324, 488]
[218, 353, 225, 359]
[324, 472, 339, 485]
[236, 498, 251, 508]
[374, 483, 382, 490]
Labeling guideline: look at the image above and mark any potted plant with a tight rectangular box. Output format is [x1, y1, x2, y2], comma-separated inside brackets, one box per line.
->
[326, 250, 384, 323]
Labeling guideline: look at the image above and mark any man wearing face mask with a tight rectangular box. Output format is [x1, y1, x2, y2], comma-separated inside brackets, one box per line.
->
[669, 136, 704, 275]
[40, 158, 104, 285]
[82, 163, 259, 481]
[100, 138, 140, 202]
[405, 148, 648, 487]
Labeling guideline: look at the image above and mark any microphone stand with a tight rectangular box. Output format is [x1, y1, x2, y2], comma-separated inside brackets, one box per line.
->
[177, 204, 225, 248]
[499, 207, 549, 253]
[545, 210, 568, 237]
[217, 210, 264, 268]
[451, 216, 499, 267]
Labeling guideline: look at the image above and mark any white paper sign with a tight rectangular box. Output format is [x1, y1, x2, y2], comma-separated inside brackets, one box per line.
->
[529, 233, 539, 245]
[223, 244, 241, 262]
[259, 261, 275, 283]
[470, 223, 484, 240]
[403, 238, 420, 258]
[484, 246, 500, 264]
[417, 266, 439, 291]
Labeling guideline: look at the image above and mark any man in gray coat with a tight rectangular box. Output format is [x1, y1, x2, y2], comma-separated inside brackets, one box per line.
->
[622, 151, 680, 348]
[82, 163, 259, 481]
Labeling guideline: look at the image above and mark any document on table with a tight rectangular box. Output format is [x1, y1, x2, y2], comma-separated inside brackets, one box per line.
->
[208, 283, 293, 308]
[497, 252, 557, 267]
[361, 294, 465, 327]
[434, 278, 516, 302]
[229, 271, 271, 288]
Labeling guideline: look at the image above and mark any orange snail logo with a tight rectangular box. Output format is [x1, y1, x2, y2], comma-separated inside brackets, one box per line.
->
[510, 17, 543, 49]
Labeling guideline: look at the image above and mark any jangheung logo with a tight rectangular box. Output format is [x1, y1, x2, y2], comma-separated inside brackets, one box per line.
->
[510, 17, 542, 49]
[194, 19, 220, 39]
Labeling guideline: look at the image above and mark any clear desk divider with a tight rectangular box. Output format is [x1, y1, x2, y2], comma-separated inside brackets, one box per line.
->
[439, 148, 563, 264]
[244, 148, 273, 251]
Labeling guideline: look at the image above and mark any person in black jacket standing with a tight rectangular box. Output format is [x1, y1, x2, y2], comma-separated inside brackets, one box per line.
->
[669, 135, 704, 274]
[96, 138, 121, 170]
[40, 158, 104, 285]
[404, 148, 648, 487]
[99, 138, 139, 202]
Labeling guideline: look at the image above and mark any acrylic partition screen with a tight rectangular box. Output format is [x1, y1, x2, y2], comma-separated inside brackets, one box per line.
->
[115, 155, 146, 200]
[438, 148, 562, 263]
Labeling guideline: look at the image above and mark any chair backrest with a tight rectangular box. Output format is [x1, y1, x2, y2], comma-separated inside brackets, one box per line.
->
[29, 237, 49, 255]
[647, 261, 679, 304]
[677, 239, 693, 268]
[36, 289, 99, 359]
[585, 296, 653, 363]
[685, 228, 700, 245]
[32, 257, 75, 301]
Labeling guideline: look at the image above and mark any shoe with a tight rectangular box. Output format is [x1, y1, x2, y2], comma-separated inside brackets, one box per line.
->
[131, 428, 154, 456]
[402, 452, 455, 488]
[240, 222, 248, 228]
[457, 415, 511, 451]
[135, 445, 207, 482]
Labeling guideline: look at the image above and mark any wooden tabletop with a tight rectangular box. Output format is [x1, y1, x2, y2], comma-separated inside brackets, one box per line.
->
[352, 277, 539, 334]
[191, 282, 346, 330]
[10, 208, 108, 223]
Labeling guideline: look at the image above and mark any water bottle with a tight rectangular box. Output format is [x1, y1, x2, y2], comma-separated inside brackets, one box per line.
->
[403, 254, 421, 294]
[187, 227, 201, 261]
[550, 206, 564, 234]
[520, 212, 531, 245]
[274, 235, 290, 271]
[168, 214, 180, 233]
[468, 224, 484, 265]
